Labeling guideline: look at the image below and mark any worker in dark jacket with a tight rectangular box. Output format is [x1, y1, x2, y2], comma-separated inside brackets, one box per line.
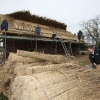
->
[1, 19, 8, 31]
[88, 46, 100, 68]
[35, 25, 41, 35]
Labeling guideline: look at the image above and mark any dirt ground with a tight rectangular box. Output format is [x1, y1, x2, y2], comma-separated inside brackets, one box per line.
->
[0, 51, 100, 100]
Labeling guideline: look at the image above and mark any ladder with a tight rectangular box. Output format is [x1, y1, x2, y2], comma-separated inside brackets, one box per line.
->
[60, 38, 69, 54]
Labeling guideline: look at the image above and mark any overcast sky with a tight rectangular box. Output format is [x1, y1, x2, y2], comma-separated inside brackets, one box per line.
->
[0, 0, 100, 34]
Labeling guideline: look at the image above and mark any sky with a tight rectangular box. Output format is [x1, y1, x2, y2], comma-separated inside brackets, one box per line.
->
[0, 0, 100, 34]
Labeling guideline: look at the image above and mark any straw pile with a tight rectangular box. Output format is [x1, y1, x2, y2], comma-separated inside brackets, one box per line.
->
[0, 50, 100, 100]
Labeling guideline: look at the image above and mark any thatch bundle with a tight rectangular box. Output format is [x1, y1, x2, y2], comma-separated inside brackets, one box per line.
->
[1, 50, 100, 100]
[7, 11, 67, 30]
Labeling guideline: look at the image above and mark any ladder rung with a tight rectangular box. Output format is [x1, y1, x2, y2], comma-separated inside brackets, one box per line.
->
[60, 38, 68, 54]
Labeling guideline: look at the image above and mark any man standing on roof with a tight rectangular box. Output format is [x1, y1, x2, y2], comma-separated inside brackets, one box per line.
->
[1, 19, 8, 31]
[51, 33, 56, 40]
[35, 25, 41, 35]
[88, 46, 100, 69]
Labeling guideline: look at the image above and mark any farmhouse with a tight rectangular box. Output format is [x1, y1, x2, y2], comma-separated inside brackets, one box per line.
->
[0, 11, 84, 61]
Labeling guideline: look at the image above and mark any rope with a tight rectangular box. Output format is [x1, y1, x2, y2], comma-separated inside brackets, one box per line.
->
[30, 40, 34, 48]
[12, 40, 16, 50]
[32, 69, 73, 99]
[33, 75, 51, 100]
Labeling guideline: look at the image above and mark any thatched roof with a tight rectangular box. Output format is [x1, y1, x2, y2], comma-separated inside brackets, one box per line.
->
[0, 14, 78, 41]
[7, 11, 67, 30]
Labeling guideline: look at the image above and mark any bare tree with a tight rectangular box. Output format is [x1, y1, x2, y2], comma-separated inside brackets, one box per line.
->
[80, 15, 100, 47]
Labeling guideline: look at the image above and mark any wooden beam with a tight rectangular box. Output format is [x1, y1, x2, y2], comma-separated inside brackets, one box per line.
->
[55, 42, 57, 54]
[35, 36, 37, 52]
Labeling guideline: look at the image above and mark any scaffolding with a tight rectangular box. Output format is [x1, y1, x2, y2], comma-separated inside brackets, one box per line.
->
[0, 21, 85, 64]
[0, 32, 86, 64]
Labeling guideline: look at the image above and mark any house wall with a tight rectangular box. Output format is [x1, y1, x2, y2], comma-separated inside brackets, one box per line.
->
[5, 39, 80, 59]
